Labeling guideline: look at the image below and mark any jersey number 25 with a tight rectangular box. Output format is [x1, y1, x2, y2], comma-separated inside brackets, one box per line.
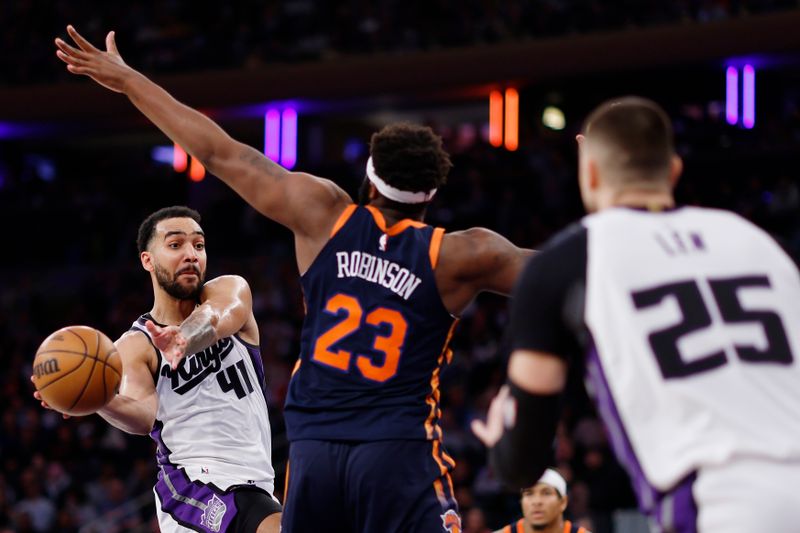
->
[632, 275, 793, 379]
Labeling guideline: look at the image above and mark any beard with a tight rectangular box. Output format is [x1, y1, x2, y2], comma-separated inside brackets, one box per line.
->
[154, 263, 204, 301]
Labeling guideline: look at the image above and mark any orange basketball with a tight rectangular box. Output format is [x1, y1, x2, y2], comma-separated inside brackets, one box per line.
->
[32, 325, 122, 416]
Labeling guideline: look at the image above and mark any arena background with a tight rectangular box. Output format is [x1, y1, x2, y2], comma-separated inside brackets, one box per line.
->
[2, 2, 800, 532]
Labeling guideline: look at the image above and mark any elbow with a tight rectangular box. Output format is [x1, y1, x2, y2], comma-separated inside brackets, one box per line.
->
[129, 417, 156, 436]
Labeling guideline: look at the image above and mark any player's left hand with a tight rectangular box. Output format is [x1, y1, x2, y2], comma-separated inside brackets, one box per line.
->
[55, 25, 132, 93]
[145, 320, 188, 370]
[470, 385, 514, 448]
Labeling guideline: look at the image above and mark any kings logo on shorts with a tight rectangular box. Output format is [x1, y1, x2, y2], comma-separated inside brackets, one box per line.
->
[200, 494, 227, 532]
[440, 509, 462, 533]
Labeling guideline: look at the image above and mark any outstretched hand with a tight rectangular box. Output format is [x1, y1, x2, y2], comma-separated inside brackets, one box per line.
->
[470, 385, 514, 448]
[55, 25, 132, 93]
[30, 377, 70, 419]
[145, 320, 188, 370]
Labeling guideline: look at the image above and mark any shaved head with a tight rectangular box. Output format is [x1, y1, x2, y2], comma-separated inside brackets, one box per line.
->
[581, 96, 675, 186]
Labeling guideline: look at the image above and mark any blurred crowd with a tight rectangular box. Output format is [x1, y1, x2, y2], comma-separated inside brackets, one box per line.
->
[3, 87, 800, 531]
[1, 0, 799, 86]
[2, 1, 800, 532]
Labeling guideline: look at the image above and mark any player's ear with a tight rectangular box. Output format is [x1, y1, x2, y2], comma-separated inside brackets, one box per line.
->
[560, 494, 569, 513]
[669, 154, 683, 188]
[369, 183, 379, 201]
[140, 251, 154, 272]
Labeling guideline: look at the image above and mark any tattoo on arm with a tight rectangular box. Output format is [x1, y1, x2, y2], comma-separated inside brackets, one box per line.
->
[238, 145, 287, 181]
[179, 312, 219, 356]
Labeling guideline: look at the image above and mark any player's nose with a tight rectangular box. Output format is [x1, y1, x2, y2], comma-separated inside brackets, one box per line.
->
[183, 245, 200, 261]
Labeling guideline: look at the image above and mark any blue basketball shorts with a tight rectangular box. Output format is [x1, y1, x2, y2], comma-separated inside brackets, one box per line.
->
[282, 439, 462, 533]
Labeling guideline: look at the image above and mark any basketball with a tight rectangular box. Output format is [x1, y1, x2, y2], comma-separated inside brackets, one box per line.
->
[32, 325, 122, 416]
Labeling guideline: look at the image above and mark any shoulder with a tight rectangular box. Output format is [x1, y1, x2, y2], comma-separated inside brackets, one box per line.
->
[115, 329, 158, 372]
[440, 226, 518, 267]
[202, 275, 253, 298]
[205, 274, 250, 288]
[443, 226, 503, 247]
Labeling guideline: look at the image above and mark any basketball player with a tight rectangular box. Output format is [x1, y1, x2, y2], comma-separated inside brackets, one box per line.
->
[55, 26, 532, 532]
[472, 97, 800, 532]
[35, 206, 282, 533]
[494, 469, 589, 533]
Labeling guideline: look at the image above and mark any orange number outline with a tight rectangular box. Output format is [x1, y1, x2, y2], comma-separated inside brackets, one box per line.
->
[357, 308, 407, 382]
[311, 293, 409, 382]
[311, 294, 362, 371]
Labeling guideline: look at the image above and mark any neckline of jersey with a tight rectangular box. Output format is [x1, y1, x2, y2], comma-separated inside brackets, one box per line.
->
[614, 204, 684, 213]
[365, 205, 427, 236]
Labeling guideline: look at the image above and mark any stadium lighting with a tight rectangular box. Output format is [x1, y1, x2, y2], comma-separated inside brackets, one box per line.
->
[281, 108, 298, 169]
[743, 64, 755, 129]
[489, 91, 503, 147]
[504, 88, 519, 151]
[542, 106, 566, 131]
[265, 110, 281, 162]
[726, 67, 738, 126]
[188, 156, 205, 182]
[151, 145, 174, 165]
[173, 144, 188, 173]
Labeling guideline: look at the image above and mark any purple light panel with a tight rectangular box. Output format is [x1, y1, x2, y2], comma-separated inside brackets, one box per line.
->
[743, 65, 755, 129]
[726, 67, 738, 126]
[281, 108, 297, 169]
[264, 110, 281, 162]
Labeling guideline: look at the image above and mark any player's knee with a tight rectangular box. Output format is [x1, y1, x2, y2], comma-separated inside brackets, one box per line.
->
[256, 511, 281, 533]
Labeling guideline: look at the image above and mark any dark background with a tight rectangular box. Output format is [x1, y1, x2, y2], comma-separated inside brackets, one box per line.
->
[2, 2, 800, 532]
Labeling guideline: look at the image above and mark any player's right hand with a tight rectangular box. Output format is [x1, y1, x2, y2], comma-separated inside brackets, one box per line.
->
[55, 25, 131, 94]
[145, 320, 188, 370]
[30, 378, 71, 419]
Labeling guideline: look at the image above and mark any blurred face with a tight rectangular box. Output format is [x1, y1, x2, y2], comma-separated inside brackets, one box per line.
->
[521, 483, 567, 530]
[142, 217, 207, 300]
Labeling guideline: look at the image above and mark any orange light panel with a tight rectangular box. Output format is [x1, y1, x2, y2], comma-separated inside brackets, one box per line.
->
[489, 90, 503, 147]
[173, 144, 188, 172]
[504, 88, 519, 151]
[189, 157, 205, 182]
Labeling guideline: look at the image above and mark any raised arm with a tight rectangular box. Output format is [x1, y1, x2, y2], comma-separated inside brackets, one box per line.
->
[436, 227, 534, 315]
[54, 26, 351, 243]
[146, 275, 257, 369]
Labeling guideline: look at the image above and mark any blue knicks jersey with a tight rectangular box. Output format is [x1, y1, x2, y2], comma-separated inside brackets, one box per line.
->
[284, 205, 457, 441]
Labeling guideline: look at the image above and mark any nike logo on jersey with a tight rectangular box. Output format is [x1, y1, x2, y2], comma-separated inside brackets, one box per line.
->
[160, 338, 235, 394]
[335, 251, 422, 300]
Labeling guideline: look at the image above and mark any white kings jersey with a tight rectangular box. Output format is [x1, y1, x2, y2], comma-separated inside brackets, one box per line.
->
[510, 206, 800, 511]
[583, 207, 800, 492]
[131, 314, 276, 495]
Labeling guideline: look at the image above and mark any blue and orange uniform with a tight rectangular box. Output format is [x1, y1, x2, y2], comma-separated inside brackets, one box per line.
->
[283, 204, 462, 533]
[499, 519, 588, 533]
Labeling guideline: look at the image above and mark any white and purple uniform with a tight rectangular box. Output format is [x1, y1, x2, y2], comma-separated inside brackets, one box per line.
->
[510, 207, 800, 532]
[131, 314, 278, 533]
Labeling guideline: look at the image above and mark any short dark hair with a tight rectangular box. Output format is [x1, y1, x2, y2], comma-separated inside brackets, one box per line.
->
[137, 206, 202, 253]
[582, 96, 674, 181]
[369, 123, 452, 201]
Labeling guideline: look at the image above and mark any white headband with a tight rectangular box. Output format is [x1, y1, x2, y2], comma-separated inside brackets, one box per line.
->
[366, 157, 437, 204]
[537, 469, 567, 496]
